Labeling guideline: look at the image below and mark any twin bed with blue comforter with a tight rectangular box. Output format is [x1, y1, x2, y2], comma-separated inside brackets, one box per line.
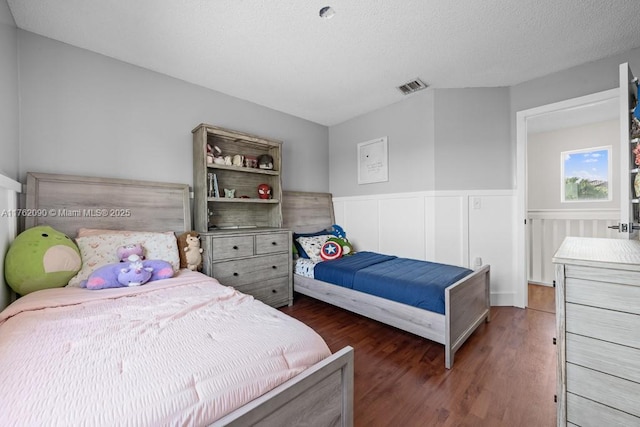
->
[314, 251, 473, 315]
[283, 191, 491, 370]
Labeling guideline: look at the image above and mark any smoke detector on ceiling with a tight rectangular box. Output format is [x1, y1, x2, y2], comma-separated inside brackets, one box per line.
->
[319, 6, 336, 19]
[397, 79, 428, 95]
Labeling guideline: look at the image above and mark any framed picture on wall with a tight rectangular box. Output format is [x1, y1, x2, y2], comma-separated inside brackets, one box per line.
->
[357, 137, 388, 184]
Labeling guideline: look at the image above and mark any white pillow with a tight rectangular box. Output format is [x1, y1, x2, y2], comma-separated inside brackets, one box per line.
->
[68, 231, 179, 287]
[296, 235, 332, 263]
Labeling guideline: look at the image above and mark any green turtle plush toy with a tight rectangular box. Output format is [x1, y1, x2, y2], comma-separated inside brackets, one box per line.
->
[4, 225, 82, 295]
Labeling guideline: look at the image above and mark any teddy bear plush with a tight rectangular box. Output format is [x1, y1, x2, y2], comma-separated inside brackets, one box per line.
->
[177, 231, 203, 271]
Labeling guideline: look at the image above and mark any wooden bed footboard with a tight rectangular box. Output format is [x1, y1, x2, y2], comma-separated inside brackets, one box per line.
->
[294, 264, 490, 369]
[211, 346, 354, 427]
[444, 265, 491, 369]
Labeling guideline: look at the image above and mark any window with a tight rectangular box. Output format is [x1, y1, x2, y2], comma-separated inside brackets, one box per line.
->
[561, 146, 612, 202]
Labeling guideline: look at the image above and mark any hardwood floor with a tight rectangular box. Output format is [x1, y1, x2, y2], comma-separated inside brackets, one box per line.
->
[280, 292, 557, 427]
[528, 283, 555, 314]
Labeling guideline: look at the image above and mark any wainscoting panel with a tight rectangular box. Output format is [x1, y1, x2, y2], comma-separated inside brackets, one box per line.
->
[527, 209, 621, 286]
[427, 195, 466, 267]
[379, 196, 425, 259]
[333, 190, 516, 306]
[469, 195, 516, 306]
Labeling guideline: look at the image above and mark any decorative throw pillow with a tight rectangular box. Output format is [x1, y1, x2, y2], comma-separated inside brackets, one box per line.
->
[296, 235, 332, 262]
[293, 230, 331, 258]
[67, 231, 179, 287]
[5, 226, 82, 295]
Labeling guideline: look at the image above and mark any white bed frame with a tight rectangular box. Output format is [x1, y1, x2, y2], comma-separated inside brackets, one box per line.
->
[6, 172, 354, 427]
[283, 191, 491, 369]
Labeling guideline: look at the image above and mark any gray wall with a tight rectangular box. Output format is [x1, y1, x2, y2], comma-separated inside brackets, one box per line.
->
[330, 47, 640, 198]
[0, 0, 19, 180]
[434, 88, 510, 190]
[16, 30, 329, 192]
[328, 90, 435, 197]
[528, 120, 619, 210]
[328, 87, 511, 196]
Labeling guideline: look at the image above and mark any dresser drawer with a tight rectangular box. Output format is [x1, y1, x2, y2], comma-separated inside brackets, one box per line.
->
[210, 235, 254, 260]
[566, 333, 640, 383]
[234, 277, 290, 307]
[211, 253, 289, 287]
[255, 232, 289, 255]
[566, 276, 640, 315]
[566, 303, 640, 349]
[567, 392, 640, 427]
[567, 363, 640, 418]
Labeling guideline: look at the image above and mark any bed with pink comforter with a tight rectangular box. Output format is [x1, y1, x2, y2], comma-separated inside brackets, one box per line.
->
[0, 270, 331, 426]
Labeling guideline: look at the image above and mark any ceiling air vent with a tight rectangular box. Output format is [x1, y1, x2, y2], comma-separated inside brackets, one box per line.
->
[397, 78, 428, 95]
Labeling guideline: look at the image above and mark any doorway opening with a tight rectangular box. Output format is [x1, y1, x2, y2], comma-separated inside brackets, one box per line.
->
[515, 88, 620, 308]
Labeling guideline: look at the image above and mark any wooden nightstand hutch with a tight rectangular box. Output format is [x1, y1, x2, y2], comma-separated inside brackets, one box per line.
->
[192, 124, 292, 307]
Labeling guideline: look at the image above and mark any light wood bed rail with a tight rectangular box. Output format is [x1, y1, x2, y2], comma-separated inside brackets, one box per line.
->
[12, 173, 354, 426]
[283, 190, 491, 369]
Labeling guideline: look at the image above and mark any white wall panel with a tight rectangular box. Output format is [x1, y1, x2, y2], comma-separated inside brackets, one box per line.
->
[469, 195, 516, 305]
[431, 195, 466, 266]
[334, 190, 516, 306]
[341, 198, 379, 253]
[379, 196, 424, 259]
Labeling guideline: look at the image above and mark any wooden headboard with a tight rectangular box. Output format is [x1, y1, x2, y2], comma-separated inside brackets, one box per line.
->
[25, 173, 191, 238]
[282, 191, 335, 233]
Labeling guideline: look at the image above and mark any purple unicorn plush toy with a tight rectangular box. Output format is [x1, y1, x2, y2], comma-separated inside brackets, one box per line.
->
[83, 254, 174, 290]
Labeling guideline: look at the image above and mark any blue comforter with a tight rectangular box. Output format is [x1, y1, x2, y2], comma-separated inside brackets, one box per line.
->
[313, 251, 473, 314]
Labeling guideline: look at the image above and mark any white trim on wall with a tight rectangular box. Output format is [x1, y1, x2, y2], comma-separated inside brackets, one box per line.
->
[0, 173, 21, 310]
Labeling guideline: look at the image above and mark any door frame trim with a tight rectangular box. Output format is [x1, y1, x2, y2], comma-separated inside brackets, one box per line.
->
[515, 88, 619, 308]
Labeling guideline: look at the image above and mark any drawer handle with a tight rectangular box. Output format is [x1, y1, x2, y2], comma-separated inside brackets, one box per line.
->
[233, 245, 238, 250]
[233, 272, 239, 277]
[272, 289, 277, 293]
[272, 265, 277, 269]
[271, 241, 277, 246]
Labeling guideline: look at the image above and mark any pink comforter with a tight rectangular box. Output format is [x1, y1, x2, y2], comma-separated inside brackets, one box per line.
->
[0, 270, 331, 426]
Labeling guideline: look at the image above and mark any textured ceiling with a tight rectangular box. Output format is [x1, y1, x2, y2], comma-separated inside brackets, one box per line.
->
[7, 0, 640, 126]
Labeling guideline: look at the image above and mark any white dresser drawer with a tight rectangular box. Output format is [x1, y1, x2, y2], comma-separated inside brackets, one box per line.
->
[567, 363, 640, 418]
[565, 264, 640, 287]
[565, 276, 640, 315]
[566, 333, 640, 383]
[566, 303, 640, 349]
[567, 392, 640, 427]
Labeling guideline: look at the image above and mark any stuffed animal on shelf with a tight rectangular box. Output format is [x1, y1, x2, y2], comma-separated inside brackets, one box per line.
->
[177, 231, 203, 271]
[82, 255, 174, 290]
[4, 225, 82, 295]
[257, 154, 274, 170]
[257, 183, 272, 199]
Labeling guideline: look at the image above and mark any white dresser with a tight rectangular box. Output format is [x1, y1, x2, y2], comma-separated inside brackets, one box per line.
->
[552, 237, 640, 426]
